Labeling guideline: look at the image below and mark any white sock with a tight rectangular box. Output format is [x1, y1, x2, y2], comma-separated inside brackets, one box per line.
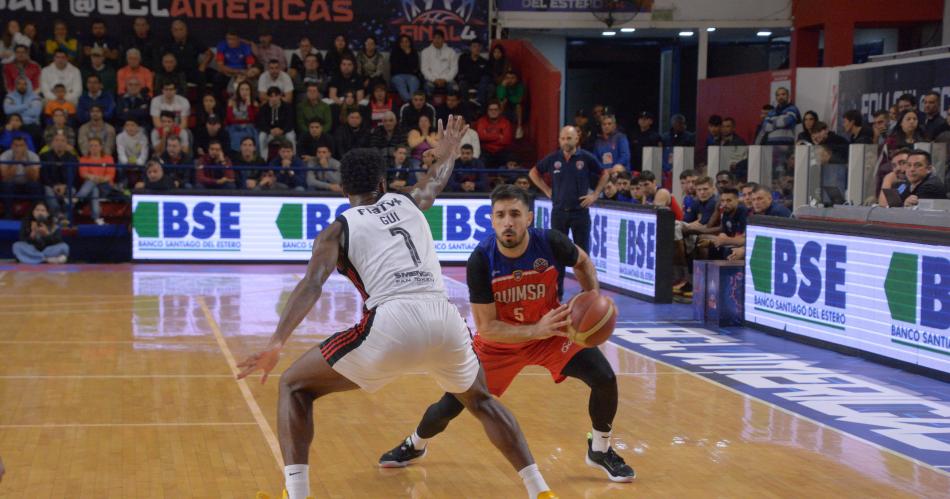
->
[409, 430, 428, 449]
[518, 463, 550, 498]
[284, 464, 309, 499]
[592, 428, 611, 453]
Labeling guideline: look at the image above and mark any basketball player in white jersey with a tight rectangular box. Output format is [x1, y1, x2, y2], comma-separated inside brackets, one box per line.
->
[237, 116, 560, 499]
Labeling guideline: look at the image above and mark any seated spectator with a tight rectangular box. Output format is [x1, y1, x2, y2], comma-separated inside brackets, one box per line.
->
[679, 169, 697, 206]
[450, 144, 487, 192]
[44, 21, 79, 64]
[327, 56, 364, 105]
[43, 84, 77, 123]
[639, 170, 682, 220]
[150, 111, 190, 156]
[699, 187, 747, 259]
[0, 20, 28, 64]
[496, 70, 525, 139]
[0, 136, 42, 218]
[214, 29, 256, 93]
[252, 31, 286, 72]
[0, 114, 36, 152]
[251, 169, 283, 192]
[193, 115, 230, 158]
[356, 36, 387, 91]
[39, 132, 77, 216]
[399, 91, 437, 130]
[390, 34, 421, 103]
[124, 17, 160, 70]
[296, 83, 332, 136]
[256, 87, 295, 158]
[513, 175, 536, 194]
[593, 114, 630, 171]
[878, 148, 910, 206]
[298, 120, 334, 163]
[489, 44, 512, 85]
[81, 48, 117, 96]
[705, 114, 722, 146]
[117, 48, 154, 96]
[407, 115, 439, 162]
[115, 77, 151, 128]
[758, 87, 800, 145]
[13, 201, 69, 264]
[842, 110, 872, 144]
[196, 140, 236, 189]
[457, 40, 492, 106]
[796, 110, 819, 145]
[601, 178, 623, 202]
[751, 185, 791, 217]
[306, 145, 342, 192]
[82, 19, 119, 65]
[134, 159, 175, 191]
[152, 53, 187, 95]
[116, 119, 150, 174]
[333, 110, 371, 157]
[662, 114, 695, 146]
[77, 75, 115, 124]
[387, 145, 416, 191]
[266, 141, 305, 191]
[336, 90, 365, 133]
[900, 150, 946, 207]
[738, 182, 756, 210]
[257, 59, 294, 103]
[682, 176, 718, 226]
[150, 82, 190, 129]
[42, 110, 77, 153]
[615, 171, 635, 201]
[77, 137, 116, 224]
[288, 35, 320, 81]
[323, 34, 355, 80]
[4, 45, 41, 93]
[474, 100, 513, 167]
[630, 111, 662, 172]
[811, 121, 849, 165]
[293, 53, 328, 96]
[369, 111, 407, 163]
[226, 81, 259, 152]
[4, 77, 42, 133]
[420, 30, 458, 94]
[231, 137, 265, 189]
[885, 110, 925, 151]
[457, 115, 481, 159]
[367, 84, 395, 128]
[159, 135, 193, 188]
[437, 91, 473, 125]
[163, 20, 213, 90]
[195, 93, 223, 130]
[715, 170, 737, 194]
[871, 110, 890, 146]
[77, 105, 116, 155]
[22, 23, 45, 73]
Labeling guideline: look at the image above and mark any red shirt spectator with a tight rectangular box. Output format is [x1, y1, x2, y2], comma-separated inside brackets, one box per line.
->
[3, 45, 41, 92]
[196, 142, 236, 188]
[474, 101, 513, 154]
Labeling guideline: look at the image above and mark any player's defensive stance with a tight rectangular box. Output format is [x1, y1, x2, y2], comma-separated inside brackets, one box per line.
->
[237, 117, 557, 499]
[379, 185, 635, 482]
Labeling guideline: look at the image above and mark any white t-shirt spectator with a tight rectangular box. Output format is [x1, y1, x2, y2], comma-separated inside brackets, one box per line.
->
[40, 62, 82, 104]
[257, 71, 294, 96]
[0, 149, 40, 177]
[420, 44, 458, 83]
[116, 130, 150, 166]
[150, 95, 191, 126]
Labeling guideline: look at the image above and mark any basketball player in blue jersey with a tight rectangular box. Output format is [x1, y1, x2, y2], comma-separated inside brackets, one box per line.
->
[238, 117, 558, 499]
[380, 185, 635, 483]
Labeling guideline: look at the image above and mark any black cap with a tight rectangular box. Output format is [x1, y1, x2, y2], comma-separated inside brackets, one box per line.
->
[639, 111, 655, 119]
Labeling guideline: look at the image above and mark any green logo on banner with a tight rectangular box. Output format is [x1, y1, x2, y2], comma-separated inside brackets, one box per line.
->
[276, 203, 303, 240]
[885, 252, 919, 324]
[750, 235, 773, 293]
[424, 205, 444, 240]
[619, 219, 628, 260]
[133, 201, 159, 238]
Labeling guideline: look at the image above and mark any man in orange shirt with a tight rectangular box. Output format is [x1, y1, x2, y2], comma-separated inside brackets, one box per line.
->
[76, 136, 115, 224]
[117, 48, 154, 96]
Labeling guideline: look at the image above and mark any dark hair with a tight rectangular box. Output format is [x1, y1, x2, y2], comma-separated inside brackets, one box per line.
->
[278, 141, 294, 151]
[897, 93, 916, 105]
[638, 170, 657, 183]
[53, 83, 66, 90]
[340, 148, 385, 195]
[720, 187, 740, 197]
[753, 185, 772, 196]
[811, 121, 829, 132]
[716, 170, 736, 182]
[924, 90, 940, 100]
[679, 169, 696, 179]
[490, 184, 533, 210]
[722, 117, 736, 126]
[907, 150, 932, 165]
[266, 86, 282, 96]
[86, 74, 101, 83]
[412, 90, 426, 98]
[365, 35, 377, 44]
[617, 171, 632, 181]
[762, 104, 774, 111]
[239, 136, 255, 146]
[707, 115, 722, 126]
[433, 30, 446, 39]
[13, 44, 28, 52]
[267, 59, 280, 66]
[397, 34, 416, 53]
[307, 118, 324, 126]
[460, 144, 474, 151]
[843, 109, 863, 127]
[208, 140, 223, 149]
[742, 182, 760, 191]
[872, 110, 889, 119]
[10, 136, 26, 144]
[160, 110, 175, 119]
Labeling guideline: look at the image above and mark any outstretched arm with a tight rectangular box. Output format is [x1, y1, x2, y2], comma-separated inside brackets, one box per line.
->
[236, 221, 343, 382]
[410, 115, 468, 210]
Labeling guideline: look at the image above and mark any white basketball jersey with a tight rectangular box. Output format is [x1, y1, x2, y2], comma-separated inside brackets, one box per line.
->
[337, 193, 446, 310]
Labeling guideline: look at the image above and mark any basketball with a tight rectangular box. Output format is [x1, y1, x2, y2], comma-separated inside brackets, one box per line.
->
[566, 290, 618, 348]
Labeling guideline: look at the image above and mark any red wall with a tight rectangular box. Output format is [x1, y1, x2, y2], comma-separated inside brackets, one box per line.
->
[695, 71, 790, 147]
[493, 39, 561, 161]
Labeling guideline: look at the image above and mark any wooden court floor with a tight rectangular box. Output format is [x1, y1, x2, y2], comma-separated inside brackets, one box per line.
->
[0, 266, 947, 498]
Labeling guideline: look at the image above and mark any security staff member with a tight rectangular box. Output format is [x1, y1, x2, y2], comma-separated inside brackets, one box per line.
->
[529, 126, 609, 253]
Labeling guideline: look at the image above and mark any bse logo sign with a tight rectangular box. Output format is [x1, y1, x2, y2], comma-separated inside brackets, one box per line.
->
[885, 253, 949, 351]
[617, 218, 655, 286]
[276, 202, 351, 251]
[134, 201, 241, 251]
[589, 214, 608, 271]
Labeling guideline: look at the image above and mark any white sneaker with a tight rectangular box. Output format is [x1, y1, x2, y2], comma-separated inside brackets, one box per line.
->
[95, 217, 106, 225]
[46, 255, 67, 264]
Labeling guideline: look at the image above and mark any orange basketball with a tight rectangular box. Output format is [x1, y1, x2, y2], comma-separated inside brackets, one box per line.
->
[566, 290, 617, 348]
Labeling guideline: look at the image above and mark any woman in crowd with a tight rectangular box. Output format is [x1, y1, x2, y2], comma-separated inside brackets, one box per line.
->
[76, 137, 115, 225]
[368, 83, 395, 128]
[195, 93, 223, 129]
[357, 35, 387, 92]
[885, 110, 925, 150]
[407, 114, 439, 162]
[796, 110, 818, 145]
[226, 81, 259, 152]
[389, 34, 420, 103]
[13, 201, 69, 264]
[324, 34, 355, 78]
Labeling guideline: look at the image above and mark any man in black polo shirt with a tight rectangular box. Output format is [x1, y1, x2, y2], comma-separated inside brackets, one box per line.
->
[750, 185, 791, 217]
[629, 111, 662, 172]
[529, 126, 608, 252]
[901, 150, 947, 207]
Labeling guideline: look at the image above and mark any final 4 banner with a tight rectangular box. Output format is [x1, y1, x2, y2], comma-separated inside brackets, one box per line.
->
[0, 0, 487, 50]
[838, 55, 950, 126]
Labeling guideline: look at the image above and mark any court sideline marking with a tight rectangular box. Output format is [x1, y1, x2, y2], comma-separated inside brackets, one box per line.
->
[197, 296, 284, 470]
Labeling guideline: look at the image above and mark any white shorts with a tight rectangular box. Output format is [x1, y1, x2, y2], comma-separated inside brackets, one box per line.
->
[320, 297, 480, 394]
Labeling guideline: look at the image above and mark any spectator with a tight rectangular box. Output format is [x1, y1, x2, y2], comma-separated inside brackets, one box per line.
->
[738, 182, 756, 209]
[149, 82, 190, 129]
[323, 34, 355, 79]
[0, 20, 31, 64]
[39, 132, 77, 216]
[327, 56, 364, 105]
[152, 53, 187, 95]
[496, 70, 525, 139]
[896, 93, 919, 116]
[877, 148, 910, 205]
[193, 115, 230, 158]
[407, 115, 439, 162]
[682, 175, 717, 225]
[77, 137, 115, 224]
[77, 106, 116, 155]
[123, 17, 160, 70]
[630, 111, 662, 172]
[21, 22, 45, 68]
[593, 114, 631, 171]
[4, 77, 42, 133]
[298, 120, 334, 163]
[390, 34, 421, 103]
[871, 110, 889, 146]
[332, 110, 371, 157]
[796, 110, 818, 145]
[81, 19, 120, 65]
[900, 150, 946, 207]
[399, 91, 436, 129]
[306, 144, 342, 192]
[474, 100, 514, 168]
[159, 135, 193, 188]
[457, 40, 492, 105]
[387, 144, 416, 191]
[700, 186, 747, 259]
[44, 20, 79, 64]
[614, 171, 634, 201]
[719, 117, 749, 179]
[705, 114, 722, 146]
[42, 109, 77, 152]
[920, 91, 943, 140]
[751, 185, 791, 217]
[297, 83, 332, 136]
[437, 90, 473, 125]
[267, 141, 306, 191]
[888, 104, 899, 129]
[77, 75, 115, 124]
[214, 30, 256, 92]
[489, 44, 512, 85]
[42, 84, 77, 123]
[601, 178, 623, 202]
[574, 109, 595, 151]
[195, 93, 222, 130]
[679, 169, 697, 203]
[162, 20, 213, 90]
[356, 36, 387, 91]
[715, 170, 737, 194]
[414, 148, 440, 184]
[12, 201, 69, 264]
[663, 114, 695, 146]
[81, 48, 118, 96]
[226, 80, 259, 152]
[288, 35, 320, 80]
[134, 159, 175, 191]
[150, 110, 190, 156]
[0, 114, 36, 152]
[252, 31, 286, 72]
[450, 143, 487, 192]
[196, 140, 236, 189]
[0, 136, 42, 218]
[231, 136, 265, 189]
[759, 87, 800, 145]
[115, 77, 150, 128]
[293, 53, 328, 95]
[530, 126, 607, 253]
[885, 110, 924, 151]
[117, 48, 153, 96]
[420, 30, 458, 94]
[256, 86, 295, 158]
[457, 114, 481, 159]
[227, 62, 263, 100]
[639, 170, 682, 220]
[40, 50, 82, 104]
[115, 119, 149, 168]
[4, 45, 41, 93]
[842, 109, 872, 144]
[257, 59, 294, 103]
[368, 83, 395, 128]
[369, 111, 407, 163]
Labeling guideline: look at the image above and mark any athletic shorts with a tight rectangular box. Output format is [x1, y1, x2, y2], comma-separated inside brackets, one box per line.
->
[320, 297, 480, 394]
[472, 334, 585, 396]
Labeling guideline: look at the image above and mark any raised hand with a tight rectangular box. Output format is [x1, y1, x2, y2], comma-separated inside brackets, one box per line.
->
[431, 115, 469, 164]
